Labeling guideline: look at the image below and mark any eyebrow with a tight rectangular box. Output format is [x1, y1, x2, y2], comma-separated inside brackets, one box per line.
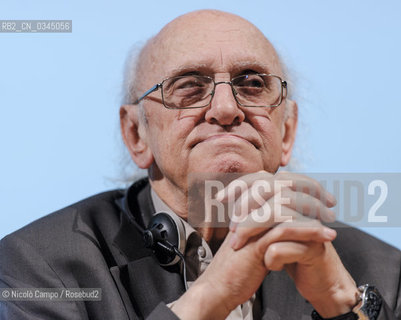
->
[166, 61, 276, 79]
[231, 61, 271, 72]
[167, 64, 209, 77]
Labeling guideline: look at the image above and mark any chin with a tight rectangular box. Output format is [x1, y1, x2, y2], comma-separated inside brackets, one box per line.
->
[214, 160, 247, 173]
[191, 156, 262, 176]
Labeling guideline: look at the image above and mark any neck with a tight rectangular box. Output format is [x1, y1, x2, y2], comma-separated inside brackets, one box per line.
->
[148, 170, 189, 219]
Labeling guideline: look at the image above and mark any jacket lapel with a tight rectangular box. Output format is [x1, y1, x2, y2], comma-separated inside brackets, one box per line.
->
[110, 179, 185, 319]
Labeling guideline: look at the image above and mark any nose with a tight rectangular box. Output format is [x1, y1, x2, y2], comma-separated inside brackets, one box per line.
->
[205, 82, 245, 126]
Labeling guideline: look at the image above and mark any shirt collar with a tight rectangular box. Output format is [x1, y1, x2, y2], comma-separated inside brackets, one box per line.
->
[150, 188, 213, 276]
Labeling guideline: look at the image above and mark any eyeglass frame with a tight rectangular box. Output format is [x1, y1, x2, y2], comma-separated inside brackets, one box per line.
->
[132, 73, 288, 109]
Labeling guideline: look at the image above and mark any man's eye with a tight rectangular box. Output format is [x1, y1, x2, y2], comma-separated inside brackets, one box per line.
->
[235, 75, 266, 88]
[176, 80, 203, 89]
[174, 81, 206, 96]
[247, 79, 264, 87]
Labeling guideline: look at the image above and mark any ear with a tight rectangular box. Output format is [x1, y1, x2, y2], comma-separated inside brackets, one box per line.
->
[280, 100, 298, 167]
[120, 105, 154, 169]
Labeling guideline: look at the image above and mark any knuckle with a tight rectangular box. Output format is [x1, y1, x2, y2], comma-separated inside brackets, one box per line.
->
[264, 246, 283, 271]
[267, 243, 280, 259]
[235, 228, 247, 240]
[276, 225, 292, 239]
[275, 226, 286, 238]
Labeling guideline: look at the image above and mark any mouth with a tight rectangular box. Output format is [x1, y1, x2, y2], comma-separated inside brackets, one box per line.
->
[191, 134, 261, 149]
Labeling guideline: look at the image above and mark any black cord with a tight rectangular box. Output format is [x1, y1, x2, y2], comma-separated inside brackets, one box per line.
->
[173, 247, 189, 291]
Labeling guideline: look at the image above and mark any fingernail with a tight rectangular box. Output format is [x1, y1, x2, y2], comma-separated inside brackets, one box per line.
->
[327, 192, 337, 206]
[230, 233, 238, 249]
[323, 227, 337, 240]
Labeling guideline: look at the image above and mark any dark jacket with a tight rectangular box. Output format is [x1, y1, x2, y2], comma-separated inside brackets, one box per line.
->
[1, 178, 400, 319]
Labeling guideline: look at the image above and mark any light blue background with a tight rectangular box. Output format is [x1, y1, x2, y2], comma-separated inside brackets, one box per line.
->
[1, 0, 400, 248]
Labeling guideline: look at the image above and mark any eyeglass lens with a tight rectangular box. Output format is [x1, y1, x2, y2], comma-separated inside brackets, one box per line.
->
[161, 74, 282, 108]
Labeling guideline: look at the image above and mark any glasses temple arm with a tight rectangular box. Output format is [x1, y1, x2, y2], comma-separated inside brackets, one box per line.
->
[132, 83, 161, 104]
[282, 80, 288, 99]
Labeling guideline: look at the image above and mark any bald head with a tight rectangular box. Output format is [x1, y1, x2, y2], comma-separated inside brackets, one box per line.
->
[131, 10, 283, 102]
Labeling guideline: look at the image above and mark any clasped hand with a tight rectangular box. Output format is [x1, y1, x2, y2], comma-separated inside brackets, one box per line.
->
[172, 172, 359, 320]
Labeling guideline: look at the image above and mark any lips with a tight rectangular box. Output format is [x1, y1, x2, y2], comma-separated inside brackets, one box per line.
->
[191, 133, 261, 149]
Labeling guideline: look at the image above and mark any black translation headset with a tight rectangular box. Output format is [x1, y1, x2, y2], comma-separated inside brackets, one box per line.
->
[115, 194, 189, 289]
[143, 212, 186, 266]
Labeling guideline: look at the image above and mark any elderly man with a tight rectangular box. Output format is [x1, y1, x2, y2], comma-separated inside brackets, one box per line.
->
[1, 10, 400, 320]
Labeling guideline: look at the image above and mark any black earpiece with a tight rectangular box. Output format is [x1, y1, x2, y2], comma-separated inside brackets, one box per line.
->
[116, 194, 186, 266]
[143, 212, 188, 289]
[143, 212, 185, 266]
[116, 193, 189, 289]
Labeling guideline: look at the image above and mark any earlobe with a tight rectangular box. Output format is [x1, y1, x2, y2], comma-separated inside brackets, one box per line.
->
[120, 105, 154, 169]
[280, 100, 298, 167]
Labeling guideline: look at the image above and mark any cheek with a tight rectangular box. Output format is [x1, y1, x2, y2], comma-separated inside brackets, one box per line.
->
[148, 113, 196, 167]
[251, 115, 284, 169]
[251, 110, 283, 143]
[261, 127, 283, 154]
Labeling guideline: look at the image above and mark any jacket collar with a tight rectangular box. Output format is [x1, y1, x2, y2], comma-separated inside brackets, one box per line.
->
[111, 178, 185, 319]
[112, 178, 153, 263]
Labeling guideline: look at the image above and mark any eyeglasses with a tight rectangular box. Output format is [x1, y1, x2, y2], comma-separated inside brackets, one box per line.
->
[133, 73, 287, 109]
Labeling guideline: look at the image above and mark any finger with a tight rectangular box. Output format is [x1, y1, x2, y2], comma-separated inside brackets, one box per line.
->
[231, 205, 299, 250]
[229, 185, 336, 233]
[232, 212, 336, 251]
[275, 172, 337, 207]
[263, 241, 324, 271]
[229, 185, 336, 241]
[255, 220, 336, 257]
[279, 188, 336, 223]
[228, 179, 276, 231]
[216, 171, 336, 208]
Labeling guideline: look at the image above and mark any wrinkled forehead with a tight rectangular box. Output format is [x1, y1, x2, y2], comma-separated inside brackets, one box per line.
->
[138, 11, 282, 86]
